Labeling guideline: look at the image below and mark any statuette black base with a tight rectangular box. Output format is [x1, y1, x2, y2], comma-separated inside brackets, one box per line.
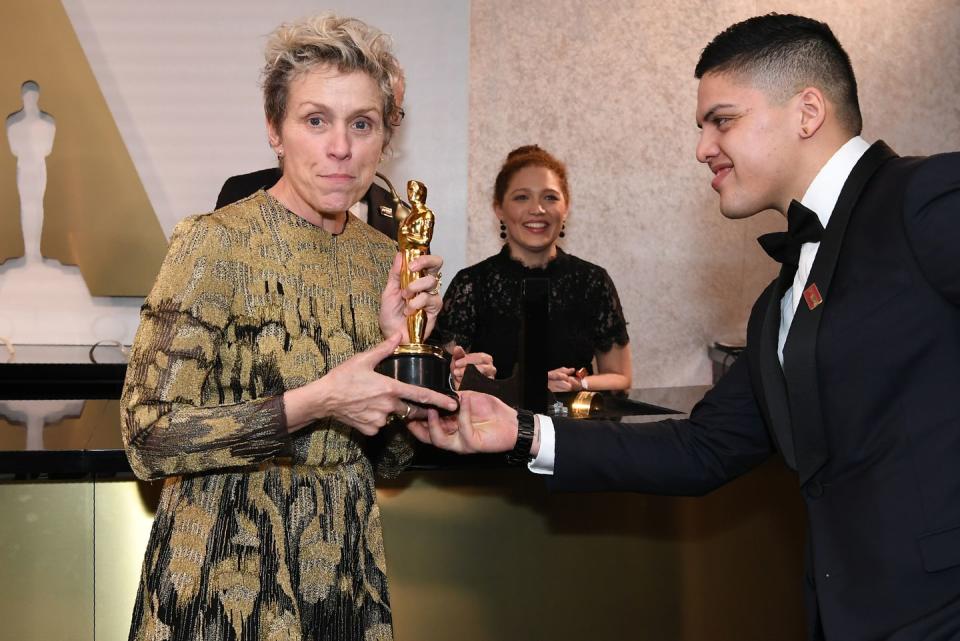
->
[376, 345, 458, 415]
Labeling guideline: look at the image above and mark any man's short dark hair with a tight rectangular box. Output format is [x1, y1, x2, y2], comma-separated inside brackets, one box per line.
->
[695, 13, 862, 135]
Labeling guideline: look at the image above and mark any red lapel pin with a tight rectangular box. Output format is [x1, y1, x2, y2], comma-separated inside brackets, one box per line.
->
[803, 283, 823, 310]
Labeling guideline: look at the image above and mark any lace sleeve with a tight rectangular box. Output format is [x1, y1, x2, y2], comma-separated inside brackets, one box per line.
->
[432, 269, 478, 349]
[591, 269, 630, 353]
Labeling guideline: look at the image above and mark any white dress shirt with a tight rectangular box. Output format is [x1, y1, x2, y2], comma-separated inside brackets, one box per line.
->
[348, 199, 368, 220]
[529, 136, 871, 476]
[777, 136, 870, 365]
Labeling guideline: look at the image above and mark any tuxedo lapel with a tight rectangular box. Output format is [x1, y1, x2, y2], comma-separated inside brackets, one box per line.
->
[755, 270, 799, 470]
[782, 141, 898, 485]
[364, 184, 401, 239]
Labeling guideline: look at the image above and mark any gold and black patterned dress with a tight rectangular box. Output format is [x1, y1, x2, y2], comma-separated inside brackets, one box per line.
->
[121, 190, 413, 641]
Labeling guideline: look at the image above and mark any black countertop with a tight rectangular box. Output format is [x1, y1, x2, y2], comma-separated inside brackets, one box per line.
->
[0, 345, 703, 477]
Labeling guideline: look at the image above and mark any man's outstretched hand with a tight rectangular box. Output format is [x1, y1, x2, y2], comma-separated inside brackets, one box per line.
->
[407, 391, 530, 456]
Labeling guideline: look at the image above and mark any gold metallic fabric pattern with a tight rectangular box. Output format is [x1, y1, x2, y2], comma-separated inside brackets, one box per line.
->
[122, 190, 407, 640]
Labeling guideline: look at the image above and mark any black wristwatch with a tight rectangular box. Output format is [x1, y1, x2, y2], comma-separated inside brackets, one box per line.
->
[506, 409, 536, 466]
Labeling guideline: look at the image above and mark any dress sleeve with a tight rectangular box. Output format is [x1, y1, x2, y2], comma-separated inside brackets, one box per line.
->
[432, 269, 478, 349]
[591, 268, 630, 353]
[903, 152, 960, 305]
[121, 217, 290, 481]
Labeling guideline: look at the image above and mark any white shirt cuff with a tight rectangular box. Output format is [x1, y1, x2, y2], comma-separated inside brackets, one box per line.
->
[527, 414, 556, 475]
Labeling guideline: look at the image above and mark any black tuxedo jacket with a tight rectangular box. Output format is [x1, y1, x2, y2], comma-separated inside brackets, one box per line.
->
[215, 167, 400, 239]
[550, 142, 960, 641]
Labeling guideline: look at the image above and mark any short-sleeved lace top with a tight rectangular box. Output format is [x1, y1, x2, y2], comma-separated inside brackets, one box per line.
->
[434, 245, 629, 377]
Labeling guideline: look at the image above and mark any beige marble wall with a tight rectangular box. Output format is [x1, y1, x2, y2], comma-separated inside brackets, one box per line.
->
[469, 0, 960, 386]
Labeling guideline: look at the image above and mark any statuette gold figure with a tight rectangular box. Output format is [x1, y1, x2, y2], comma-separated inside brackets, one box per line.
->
[398, 180, 436, 344]
[375, 177, 455, 410]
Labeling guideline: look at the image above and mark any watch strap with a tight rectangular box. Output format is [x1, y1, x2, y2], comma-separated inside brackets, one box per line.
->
[506, 409, 536, 466]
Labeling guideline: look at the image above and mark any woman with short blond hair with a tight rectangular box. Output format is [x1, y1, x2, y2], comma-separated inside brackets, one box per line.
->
[122, 14, 453, 640]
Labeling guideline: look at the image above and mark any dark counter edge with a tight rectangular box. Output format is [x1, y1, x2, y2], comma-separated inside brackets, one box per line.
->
[0, 449, 132, 478]
[0, 450, 549, 479]
[1, 410, 687, 478]
[1, 363, 686, 477]
[1, 363, 126, 400]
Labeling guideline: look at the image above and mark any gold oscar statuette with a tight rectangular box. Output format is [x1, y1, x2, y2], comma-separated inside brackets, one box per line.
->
[375, 179, 457, 411]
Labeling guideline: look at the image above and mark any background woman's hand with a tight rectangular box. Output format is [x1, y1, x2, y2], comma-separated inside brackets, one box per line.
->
[283, 333, 458, 436]
[547, 367, 582, 393]
[449, 345, 496, 389]
[380, 252, 444, 341]
[407, 391, 519, 454]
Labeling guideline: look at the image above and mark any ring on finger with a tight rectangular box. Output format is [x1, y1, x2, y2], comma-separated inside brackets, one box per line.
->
[401, 402, 413, 420]
[428, 271, 443, 295]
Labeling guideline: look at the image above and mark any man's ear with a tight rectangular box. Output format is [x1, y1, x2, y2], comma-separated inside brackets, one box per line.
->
[797, 87, 827, 139]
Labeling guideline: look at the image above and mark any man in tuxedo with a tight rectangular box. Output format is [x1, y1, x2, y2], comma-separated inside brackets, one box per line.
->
[216, 167, 401, 239]
[408, 14, 960, 641]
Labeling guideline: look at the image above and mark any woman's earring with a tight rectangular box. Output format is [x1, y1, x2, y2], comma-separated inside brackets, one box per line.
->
[559, 222, 566, 239]
[499, 222, 507, 240]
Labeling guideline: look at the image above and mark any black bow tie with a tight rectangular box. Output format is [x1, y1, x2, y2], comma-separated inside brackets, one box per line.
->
[757, 200, 824, 267]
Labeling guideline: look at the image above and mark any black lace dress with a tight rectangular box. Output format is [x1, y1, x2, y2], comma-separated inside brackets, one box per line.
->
[434, 246, 629, 377]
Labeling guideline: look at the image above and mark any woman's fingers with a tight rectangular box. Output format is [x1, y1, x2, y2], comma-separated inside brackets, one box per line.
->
[403, 291, 441, 316]
[391, 379, 459, 413]
[407, 254, 443, 274]
[402, 274, 438, 298]
[455, 352, 496, 379]
[451, 350, 497, 389]
[321, 331, 459, 436]
[387, 252, 404, 282]
[402, 255, 443, 300]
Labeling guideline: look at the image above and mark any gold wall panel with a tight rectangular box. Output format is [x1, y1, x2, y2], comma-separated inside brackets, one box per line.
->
[43, 400, 123, 451]
[94, 480, 162, 641]
[0, 0, 167, 295]
[380, 470, 685, 640]
[0, 482, 94, 641]
[0, 466, 804, 641]
[0, 400, 121, 452]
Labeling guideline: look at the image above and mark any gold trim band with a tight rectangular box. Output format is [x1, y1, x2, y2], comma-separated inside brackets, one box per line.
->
[393, 343, 446, 357]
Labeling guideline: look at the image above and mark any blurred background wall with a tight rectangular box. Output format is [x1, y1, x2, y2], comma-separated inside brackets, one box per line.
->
[469, 0, 960, 386]
[2, 0, 957, 384]
[1, 3, 958, 641]
[0, 0, 469, 344]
